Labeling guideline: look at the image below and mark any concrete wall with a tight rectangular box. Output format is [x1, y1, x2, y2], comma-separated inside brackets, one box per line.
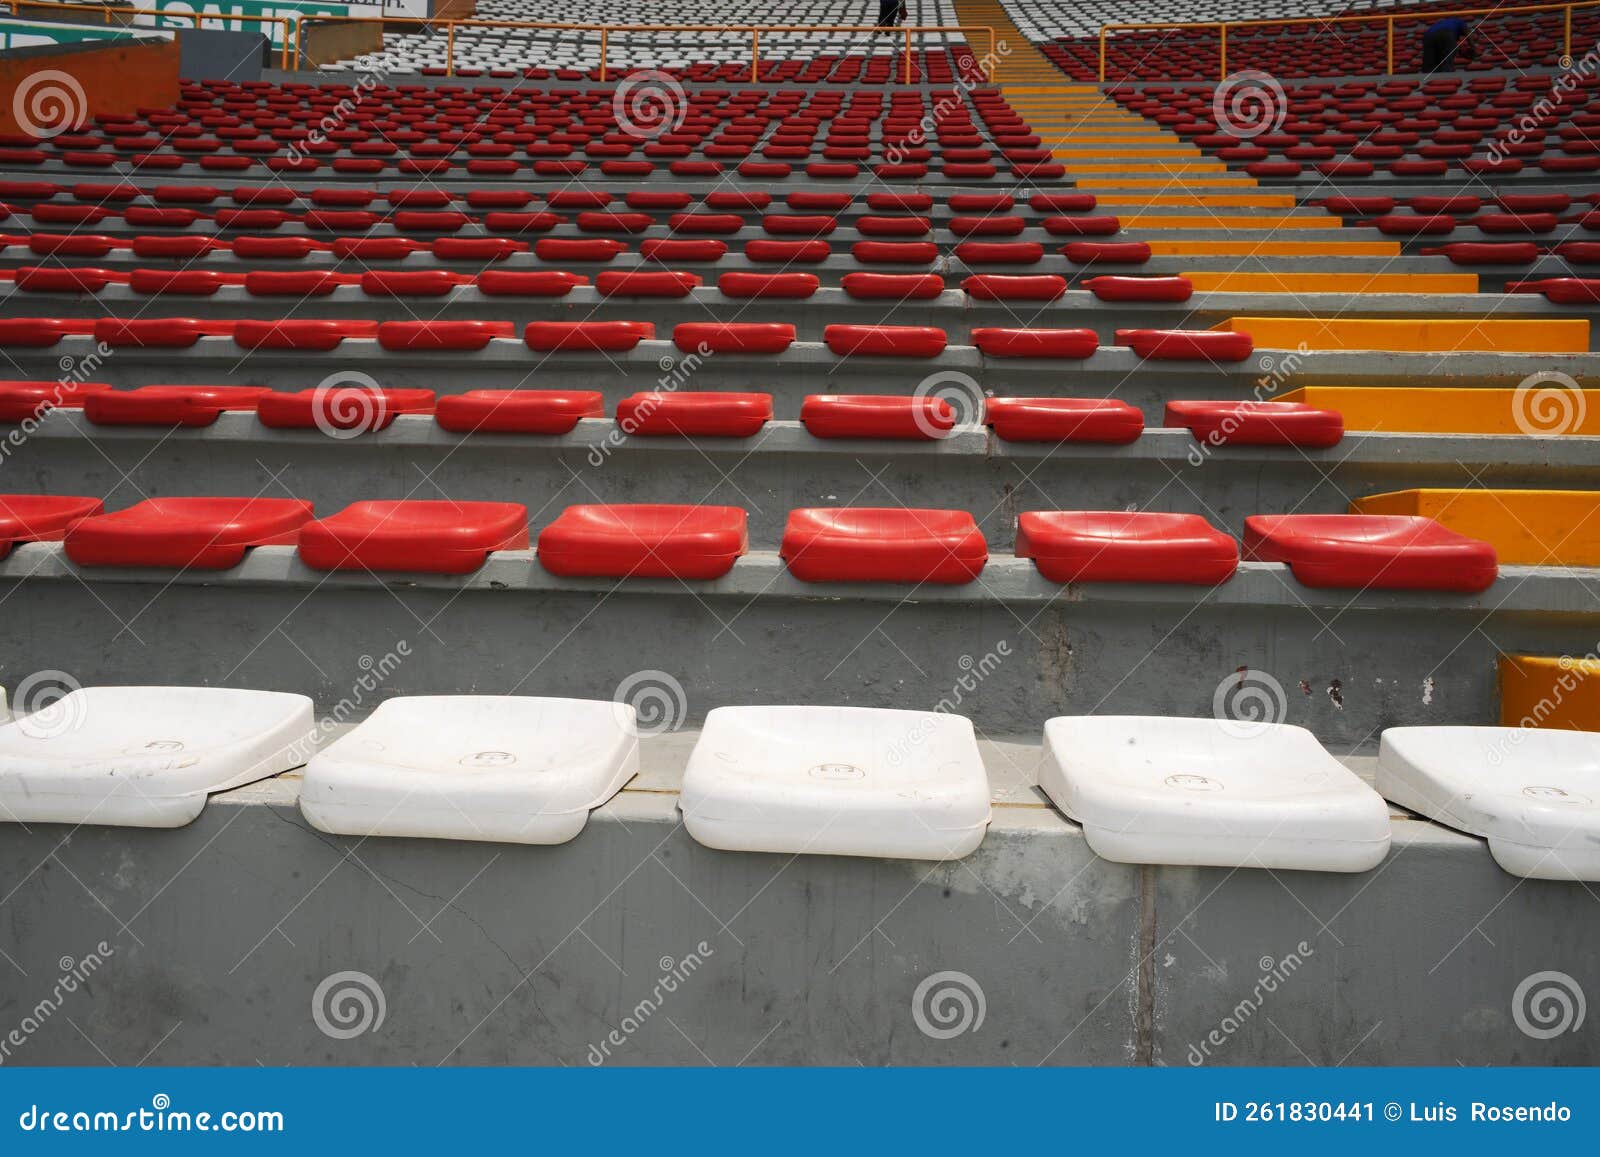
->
[1, 760, 1595, 1066]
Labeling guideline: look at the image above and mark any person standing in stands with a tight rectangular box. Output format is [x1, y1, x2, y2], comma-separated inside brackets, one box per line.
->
[877, 0, 898, 32]
[1421, 16, 1474, 72]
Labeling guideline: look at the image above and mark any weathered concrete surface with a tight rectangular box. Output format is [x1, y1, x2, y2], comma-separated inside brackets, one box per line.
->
[6, 336, 1597, 397]
[0, 545, 1594, 746]
[11, 415, 1599, 544]
[8, 285, 1596, 343]
[0, 738, 1594, 1067]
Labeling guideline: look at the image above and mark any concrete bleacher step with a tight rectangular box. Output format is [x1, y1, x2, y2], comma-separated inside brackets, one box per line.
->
[0, 540, 1594, 750]
[9, 333, 1600, 392]
[18, 411, 1598, 548]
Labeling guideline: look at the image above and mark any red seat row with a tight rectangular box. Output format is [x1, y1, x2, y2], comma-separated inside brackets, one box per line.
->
[0, 230, 1158, 268]
[0, 381, 1340, 446]
[0, 319, 1257, 360]
[0, 182, 1099, 215]
[0, 266, 1195, 304]
[0, 495, 1499, 591]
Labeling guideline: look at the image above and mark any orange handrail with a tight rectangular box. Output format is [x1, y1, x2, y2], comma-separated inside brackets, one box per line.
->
[284, 18, 994, 84]
[8, 0, 294, 68]
[1098, 0, 1600, 80]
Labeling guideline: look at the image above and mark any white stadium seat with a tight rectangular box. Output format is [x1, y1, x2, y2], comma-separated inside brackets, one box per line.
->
[0, 686, 315, 828]
[681, 704, 992, 860]
[299, 695, 640, 844]
[1038, 715, 1392, 872]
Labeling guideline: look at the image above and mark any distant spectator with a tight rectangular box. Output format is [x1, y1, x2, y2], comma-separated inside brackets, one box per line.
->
[877, 0, 898, 31]
[1422, 16, 1473, 72]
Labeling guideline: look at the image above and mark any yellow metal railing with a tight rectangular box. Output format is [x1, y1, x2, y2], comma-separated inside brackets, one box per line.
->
[1098, 1, 1600, 81]
[7, 0, 294, 68]
[286, 18, 995, 84]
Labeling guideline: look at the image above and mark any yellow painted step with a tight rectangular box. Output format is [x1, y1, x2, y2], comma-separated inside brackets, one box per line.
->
[1147, 240, 1400, 256]
[1218, 316, 1589, 353]
[1078, 177, 1260, 188]
[1120, 214, 1333, 229]
[1050, 148, 1202, 159]
[1499, 654, 1600, 731]
[1351, 489, 1600, 566]
[1185, 271, 1478, 293]
[1103, 194, 1297, 208]
[1064, 162, 1231, 174]
[1282, 386, 1600, 435]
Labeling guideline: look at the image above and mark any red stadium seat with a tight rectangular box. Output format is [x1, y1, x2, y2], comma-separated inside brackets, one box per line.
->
[962, 274, 1066, 301]
[525, 320, 654, 352]
[596, 271, 702, 297]
[972, 328, 1098, 359]
[377, 320, 510, 351]
[781, 508, 987, 584]
[985, 398, 1143, 444]
[1015, 511, 1239, 584]
[298, 500, 529, 574]
[0, 319, 97, 347]
[0, 379, 111, 421]
[256, 387, 435, 432]
[823, 325, 947, 357]
[851, 240, 939, 263]
[1166, 401, 1343, 448]
[674, 322, 795, 354]
[1063, 241, 1151, 264]
[234, 319, 378, 350]
[1117, 329, 1253, 361]
[1243, 514, 1498, 592]
[433, 390, 603, 435]
[476, 271, 588, 296]
[1084, 276, 1194, 302]
[717, 271, 818, 298]
[841, 272, 945, 299]
[64, 497, 314, 569]
[616, 392, 771, 437]
[748, 239, 831, 263]
[0, 495, 104, 558]
[94, 318, 235, 348]
[800, 395, 955, 440]
[537, 504, 748, 580]
[84, 385, 269, 426]
[640, 239, 729, 262]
